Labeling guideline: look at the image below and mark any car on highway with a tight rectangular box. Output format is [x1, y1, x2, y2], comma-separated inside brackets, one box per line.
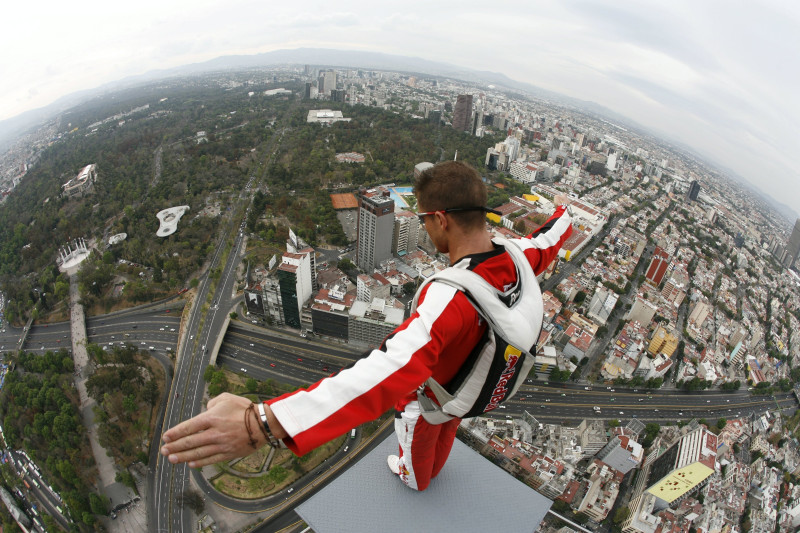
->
[297, 358, 303, 362]
[270, 363, 276, 367]
[287, 488, 294, 493]
[241, 368, 247, 373]
[249, 343, 254, 347]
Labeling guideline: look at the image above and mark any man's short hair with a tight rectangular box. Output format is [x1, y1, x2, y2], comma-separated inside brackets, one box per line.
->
[414, 161, 488, 230]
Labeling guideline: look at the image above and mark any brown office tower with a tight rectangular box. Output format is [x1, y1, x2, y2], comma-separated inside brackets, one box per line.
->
[452, 94, 473, 132]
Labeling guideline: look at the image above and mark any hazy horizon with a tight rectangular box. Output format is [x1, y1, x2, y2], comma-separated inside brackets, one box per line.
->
[2, 1, 799, 216]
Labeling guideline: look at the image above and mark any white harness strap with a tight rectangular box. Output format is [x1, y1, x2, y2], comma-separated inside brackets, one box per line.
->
[411, 238, 543, 423]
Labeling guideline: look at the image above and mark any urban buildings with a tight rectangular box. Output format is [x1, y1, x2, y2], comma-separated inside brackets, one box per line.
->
[647, 325, 679, 357]
[645, 246, 670, 286]
[392, 211, 420, 255]
[61, 163, 97, 198]
[687, 180, 701, 201]
[785, 218, 800, 268]
[277, 250, 313, 329]
[306, 109, 351, 124]
[451, 94, 473, 132]
[596, 435, 644, 475]
[356, 188, 395, 271]
[348, 299, 404, 347]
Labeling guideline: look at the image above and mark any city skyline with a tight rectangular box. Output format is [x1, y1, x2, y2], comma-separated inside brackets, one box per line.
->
[1, 2, 799, 218]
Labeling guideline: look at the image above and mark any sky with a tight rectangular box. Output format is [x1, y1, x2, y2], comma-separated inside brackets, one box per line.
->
[2, 1, 799, 216]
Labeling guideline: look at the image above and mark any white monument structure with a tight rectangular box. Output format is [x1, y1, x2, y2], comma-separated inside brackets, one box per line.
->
[108, 233, 127, 245]
[156, 206, 190, 237]
[58, 238, 91, 272]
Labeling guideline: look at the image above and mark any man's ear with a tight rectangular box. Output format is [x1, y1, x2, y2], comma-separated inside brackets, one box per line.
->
[435, 210, 448, 230]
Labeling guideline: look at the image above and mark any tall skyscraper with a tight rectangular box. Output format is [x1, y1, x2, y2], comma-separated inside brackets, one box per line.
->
[606, 152, 618, 172]
[687, 180, 701, 201]
[330, 89, 346, 103]
[645, 426, 716, 508]
[356, 189, 395, 271]
[785, 218, 800, 268]
[503, 135, 521, 162]
[277, 250, 313, 329]
[324, 70, 337, 96]
[287, 228, 317, 290]
[451, 94, 473, 132]
[392, 211, 421, 255]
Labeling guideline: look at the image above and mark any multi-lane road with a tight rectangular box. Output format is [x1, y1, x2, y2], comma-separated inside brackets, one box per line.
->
[217, 324, 359, 386]
[494, 382, 797, 424]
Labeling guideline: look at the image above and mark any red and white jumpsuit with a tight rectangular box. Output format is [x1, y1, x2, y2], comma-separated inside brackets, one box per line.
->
[267, 206, 572, 490]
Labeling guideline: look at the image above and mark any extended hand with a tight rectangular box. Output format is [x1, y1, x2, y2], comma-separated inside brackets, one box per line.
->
[553, 194, 571, 206]
[160, 393, 266, 468]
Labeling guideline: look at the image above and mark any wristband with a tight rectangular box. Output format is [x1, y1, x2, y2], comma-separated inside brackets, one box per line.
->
[257, 402, 281, 448]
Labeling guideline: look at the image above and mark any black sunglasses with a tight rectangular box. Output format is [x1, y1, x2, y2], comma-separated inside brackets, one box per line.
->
[416, 206, 502, 223]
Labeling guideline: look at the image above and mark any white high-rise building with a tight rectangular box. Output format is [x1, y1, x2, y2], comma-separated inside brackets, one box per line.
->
[357, 189, 395, 271]
[393, 211, 420, 255]
[324, 70, 337, 96]
[606, 152, 618, 172]
[277, 250, 313, 329]
[504, 135, 521, 162]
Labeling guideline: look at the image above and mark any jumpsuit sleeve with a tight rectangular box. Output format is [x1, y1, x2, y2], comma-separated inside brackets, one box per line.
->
[519, 205, 574, 275]
[266, 281, 473, 456]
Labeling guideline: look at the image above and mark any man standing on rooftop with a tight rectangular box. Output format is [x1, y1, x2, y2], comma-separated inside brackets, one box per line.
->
[161, 160, 572, 491]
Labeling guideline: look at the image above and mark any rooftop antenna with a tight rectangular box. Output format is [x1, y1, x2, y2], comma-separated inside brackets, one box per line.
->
[454, 150, 458, 161]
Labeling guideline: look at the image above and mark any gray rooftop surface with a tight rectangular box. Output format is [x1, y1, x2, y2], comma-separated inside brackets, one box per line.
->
[295, 434, 552, 533]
